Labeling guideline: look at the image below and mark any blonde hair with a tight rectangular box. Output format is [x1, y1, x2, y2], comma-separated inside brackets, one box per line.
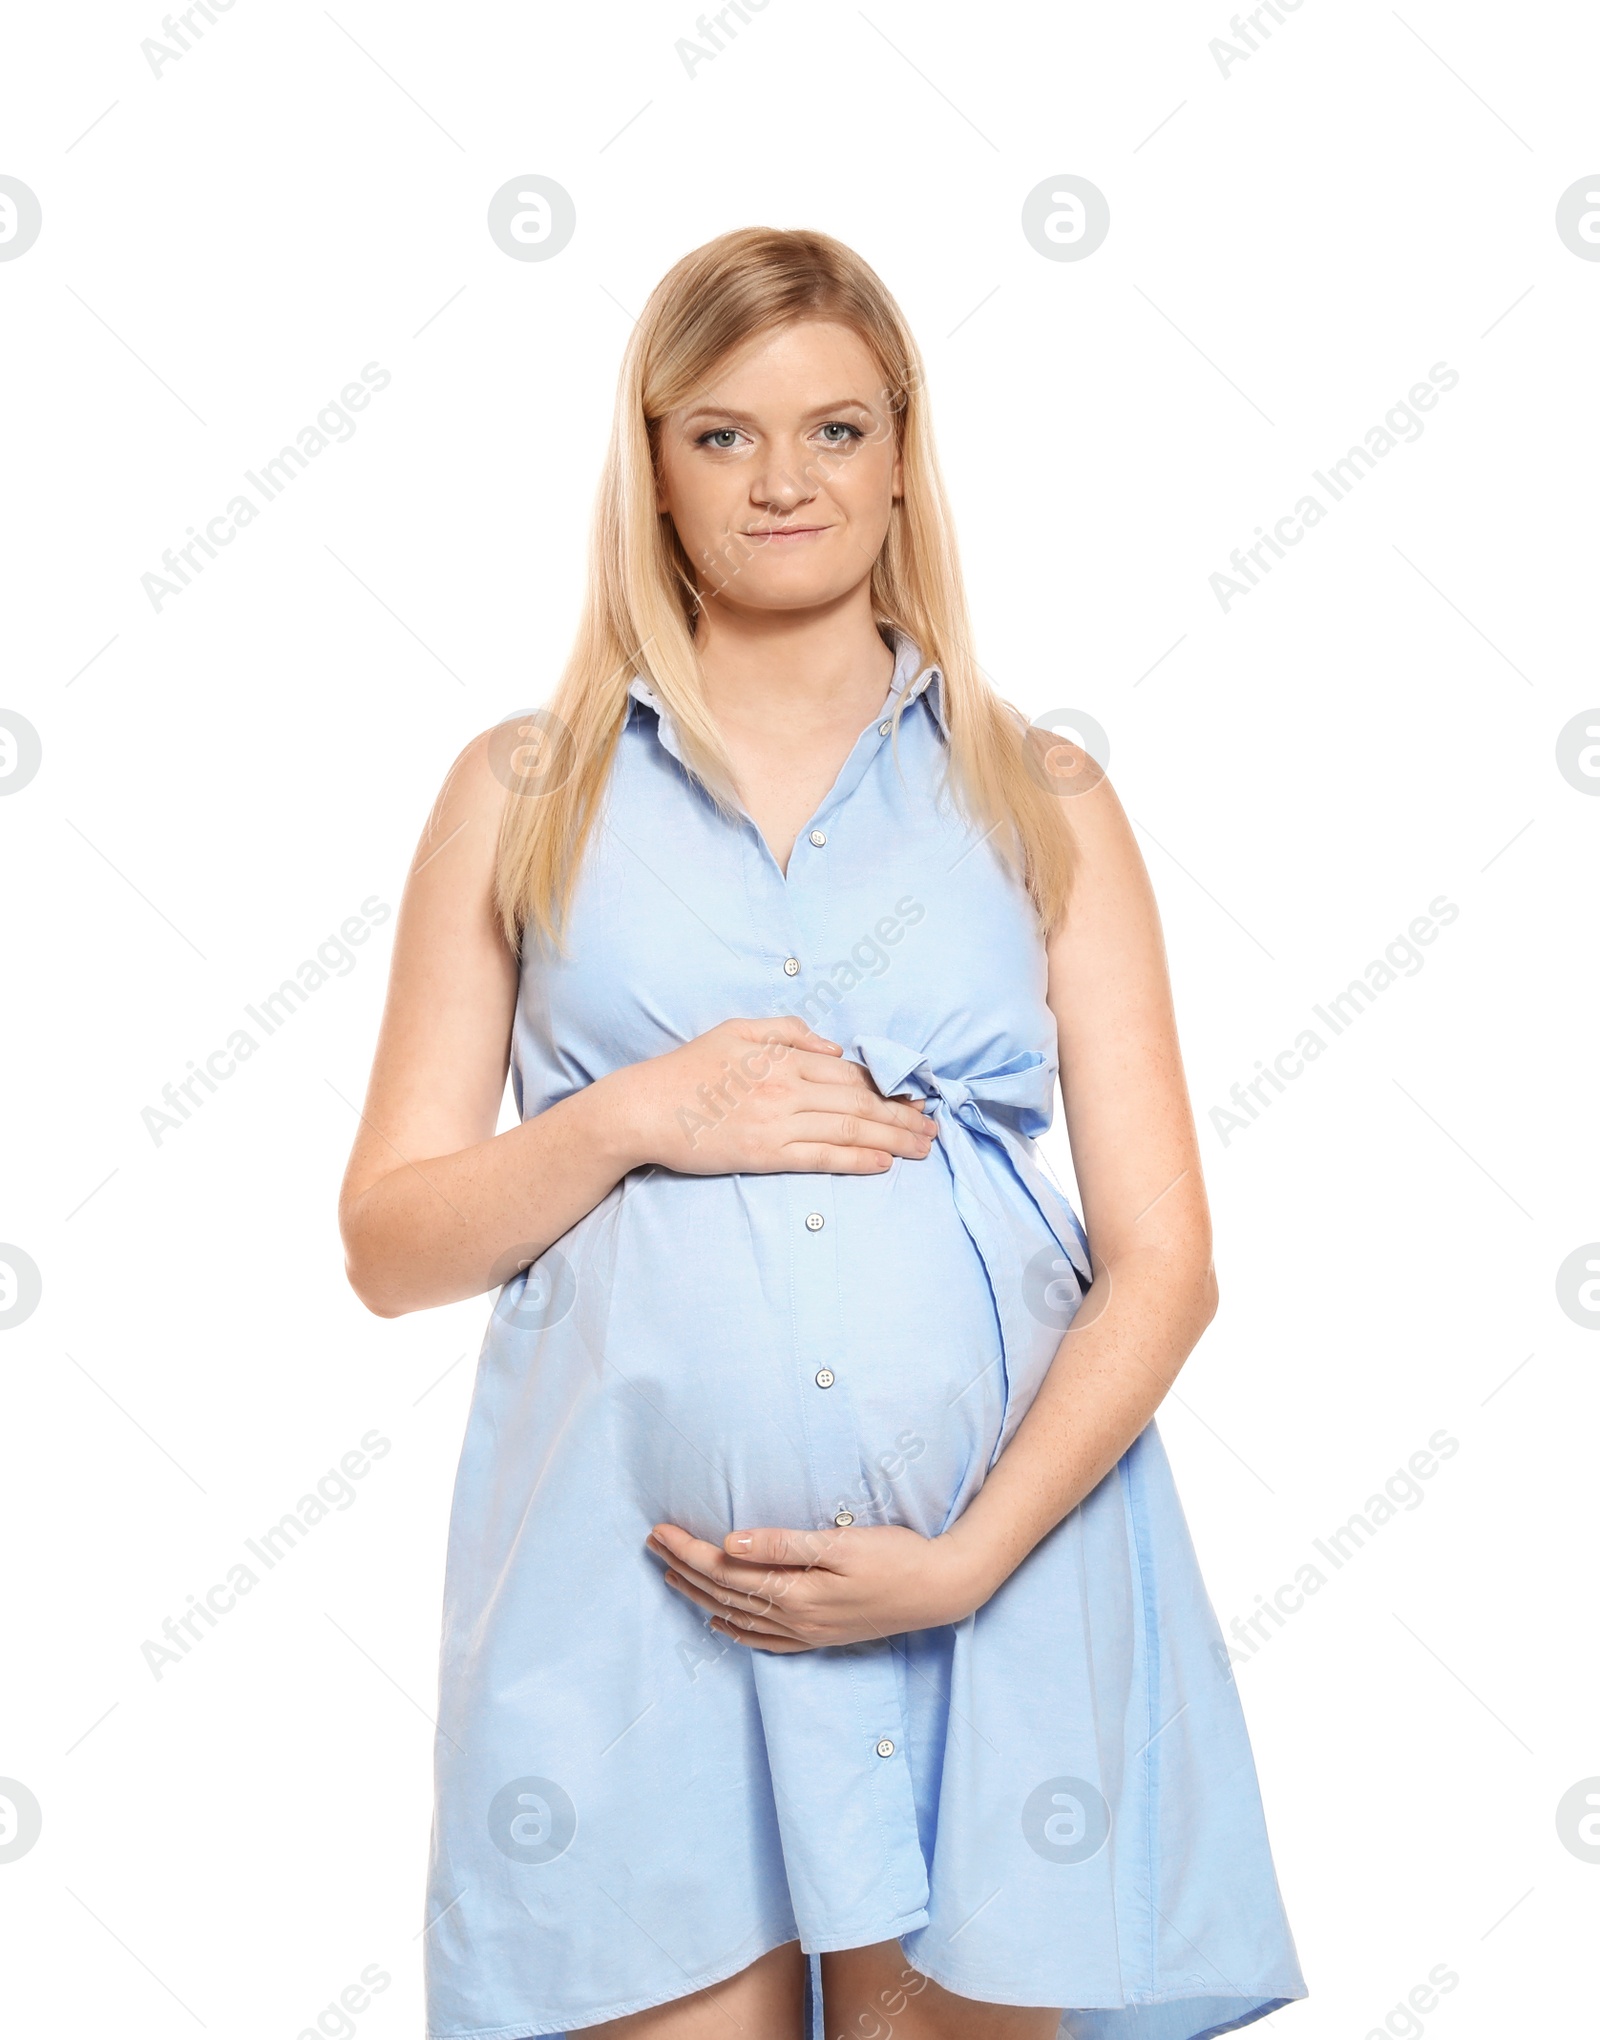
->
[492, 225, 1076, 951]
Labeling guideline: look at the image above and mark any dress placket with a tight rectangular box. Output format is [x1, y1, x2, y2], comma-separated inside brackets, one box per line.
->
[739, 777, 929, 1950]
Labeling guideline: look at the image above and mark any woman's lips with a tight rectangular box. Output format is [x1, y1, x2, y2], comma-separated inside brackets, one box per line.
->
[742, 526, 829, 541]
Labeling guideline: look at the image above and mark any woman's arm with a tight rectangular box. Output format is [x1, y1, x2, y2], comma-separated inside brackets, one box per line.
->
[338, 729, 619, 1317]
[650, 742, 1218, 1646]
[937, 741, 1217, 1597]
[340, 731, 940, 1319]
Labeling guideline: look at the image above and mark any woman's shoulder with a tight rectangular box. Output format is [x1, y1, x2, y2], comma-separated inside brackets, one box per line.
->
[427, 719, 521, 830]
[432, 701, 579, 819]
[403, 717, 529, 910]
[1017, 718, 1108, 805]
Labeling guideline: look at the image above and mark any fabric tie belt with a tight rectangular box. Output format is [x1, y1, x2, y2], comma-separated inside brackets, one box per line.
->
[850, 1035, 1093, 1453]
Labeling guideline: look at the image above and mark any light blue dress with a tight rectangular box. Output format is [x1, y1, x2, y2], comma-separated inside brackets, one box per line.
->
[424, 630, 1306, 2039]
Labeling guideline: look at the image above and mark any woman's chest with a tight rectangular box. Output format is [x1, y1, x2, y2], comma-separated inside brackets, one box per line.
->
[512, 711, 1054, 1102]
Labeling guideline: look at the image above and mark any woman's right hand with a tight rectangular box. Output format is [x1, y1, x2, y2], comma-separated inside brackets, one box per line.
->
[611, 1016, 938, 1177]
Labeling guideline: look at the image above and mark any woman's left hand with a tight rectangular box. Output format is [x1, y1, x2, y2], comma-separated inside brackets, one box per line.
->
[646, 1520, 995, 1651]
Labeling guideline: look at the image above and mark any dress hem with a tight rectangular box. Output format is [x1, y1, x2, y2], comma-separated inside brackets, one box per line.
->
[429, 1935, 1302, 2040]
[800, 1900, 930, 1957]
[903, 1944, 1305, 2035]
[1186, 1997, 1302, 2040]
[426, 1912, 943, 2040]
[424, 1918, 796, 2039]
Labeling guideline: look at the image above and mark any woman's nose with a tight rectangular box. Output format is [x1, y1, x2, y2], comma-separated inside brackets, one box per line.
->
[750, 443, 818, 510]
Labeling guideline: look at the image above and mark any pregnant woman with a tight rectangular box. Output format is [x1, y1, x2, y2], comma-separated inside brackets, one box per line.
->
[339, 227, 1305, 2040]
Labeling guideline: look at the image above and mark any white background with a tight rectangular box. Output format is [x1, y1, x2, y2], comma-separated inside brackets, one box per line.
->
[2, 1, 1596, 2034]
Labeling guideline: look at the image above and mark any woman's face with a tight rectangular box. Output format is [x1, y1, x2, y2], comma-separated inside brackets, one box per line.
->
[654, 318, 904, 623]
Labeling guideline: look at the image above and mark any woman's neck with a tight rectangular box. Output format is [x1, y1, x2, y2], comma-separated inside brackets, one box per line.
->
[691, 591, 900, 873]
[692, 590, 895, 749]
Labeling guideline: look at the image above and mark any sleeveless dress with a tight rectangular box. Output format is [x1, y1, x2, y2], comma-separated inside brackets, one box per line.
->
[423, 630, 1307, 2040]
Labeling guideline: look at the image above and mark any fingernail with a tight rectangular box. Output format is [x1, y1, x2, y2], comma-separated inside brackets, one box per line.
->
[729, 1534, 752, 1552]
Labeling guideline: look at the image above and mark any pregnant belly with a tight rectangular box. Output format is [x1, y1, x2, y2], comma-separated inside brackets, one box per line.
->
[588, 1160, 1012, 1541]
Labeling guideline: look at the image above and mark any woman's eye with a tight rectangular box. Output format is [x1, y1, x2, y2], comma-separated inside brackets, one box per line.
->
[700, 428, 741, 450]
[818, 421, 863, 445]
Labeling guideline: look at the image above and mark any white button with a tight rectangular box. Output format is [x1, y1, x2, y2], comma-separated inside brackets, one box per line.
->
[834, 1510, 855, 1527]
[783, 956, 800, 977]
[878, 721, 891, 736]
[808, 829, 826, 847]
[804, 1212, 824, 1232]
[875, 1738, 895, 1758]
[814, 1367, 835, 1389]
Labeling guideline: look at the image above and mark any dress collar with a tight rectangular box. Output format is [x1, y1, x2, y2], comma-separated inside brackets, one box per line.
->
[883, 627, 948, 738]
[624, 671, 684, 762]
[626, 627, 947, 752]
